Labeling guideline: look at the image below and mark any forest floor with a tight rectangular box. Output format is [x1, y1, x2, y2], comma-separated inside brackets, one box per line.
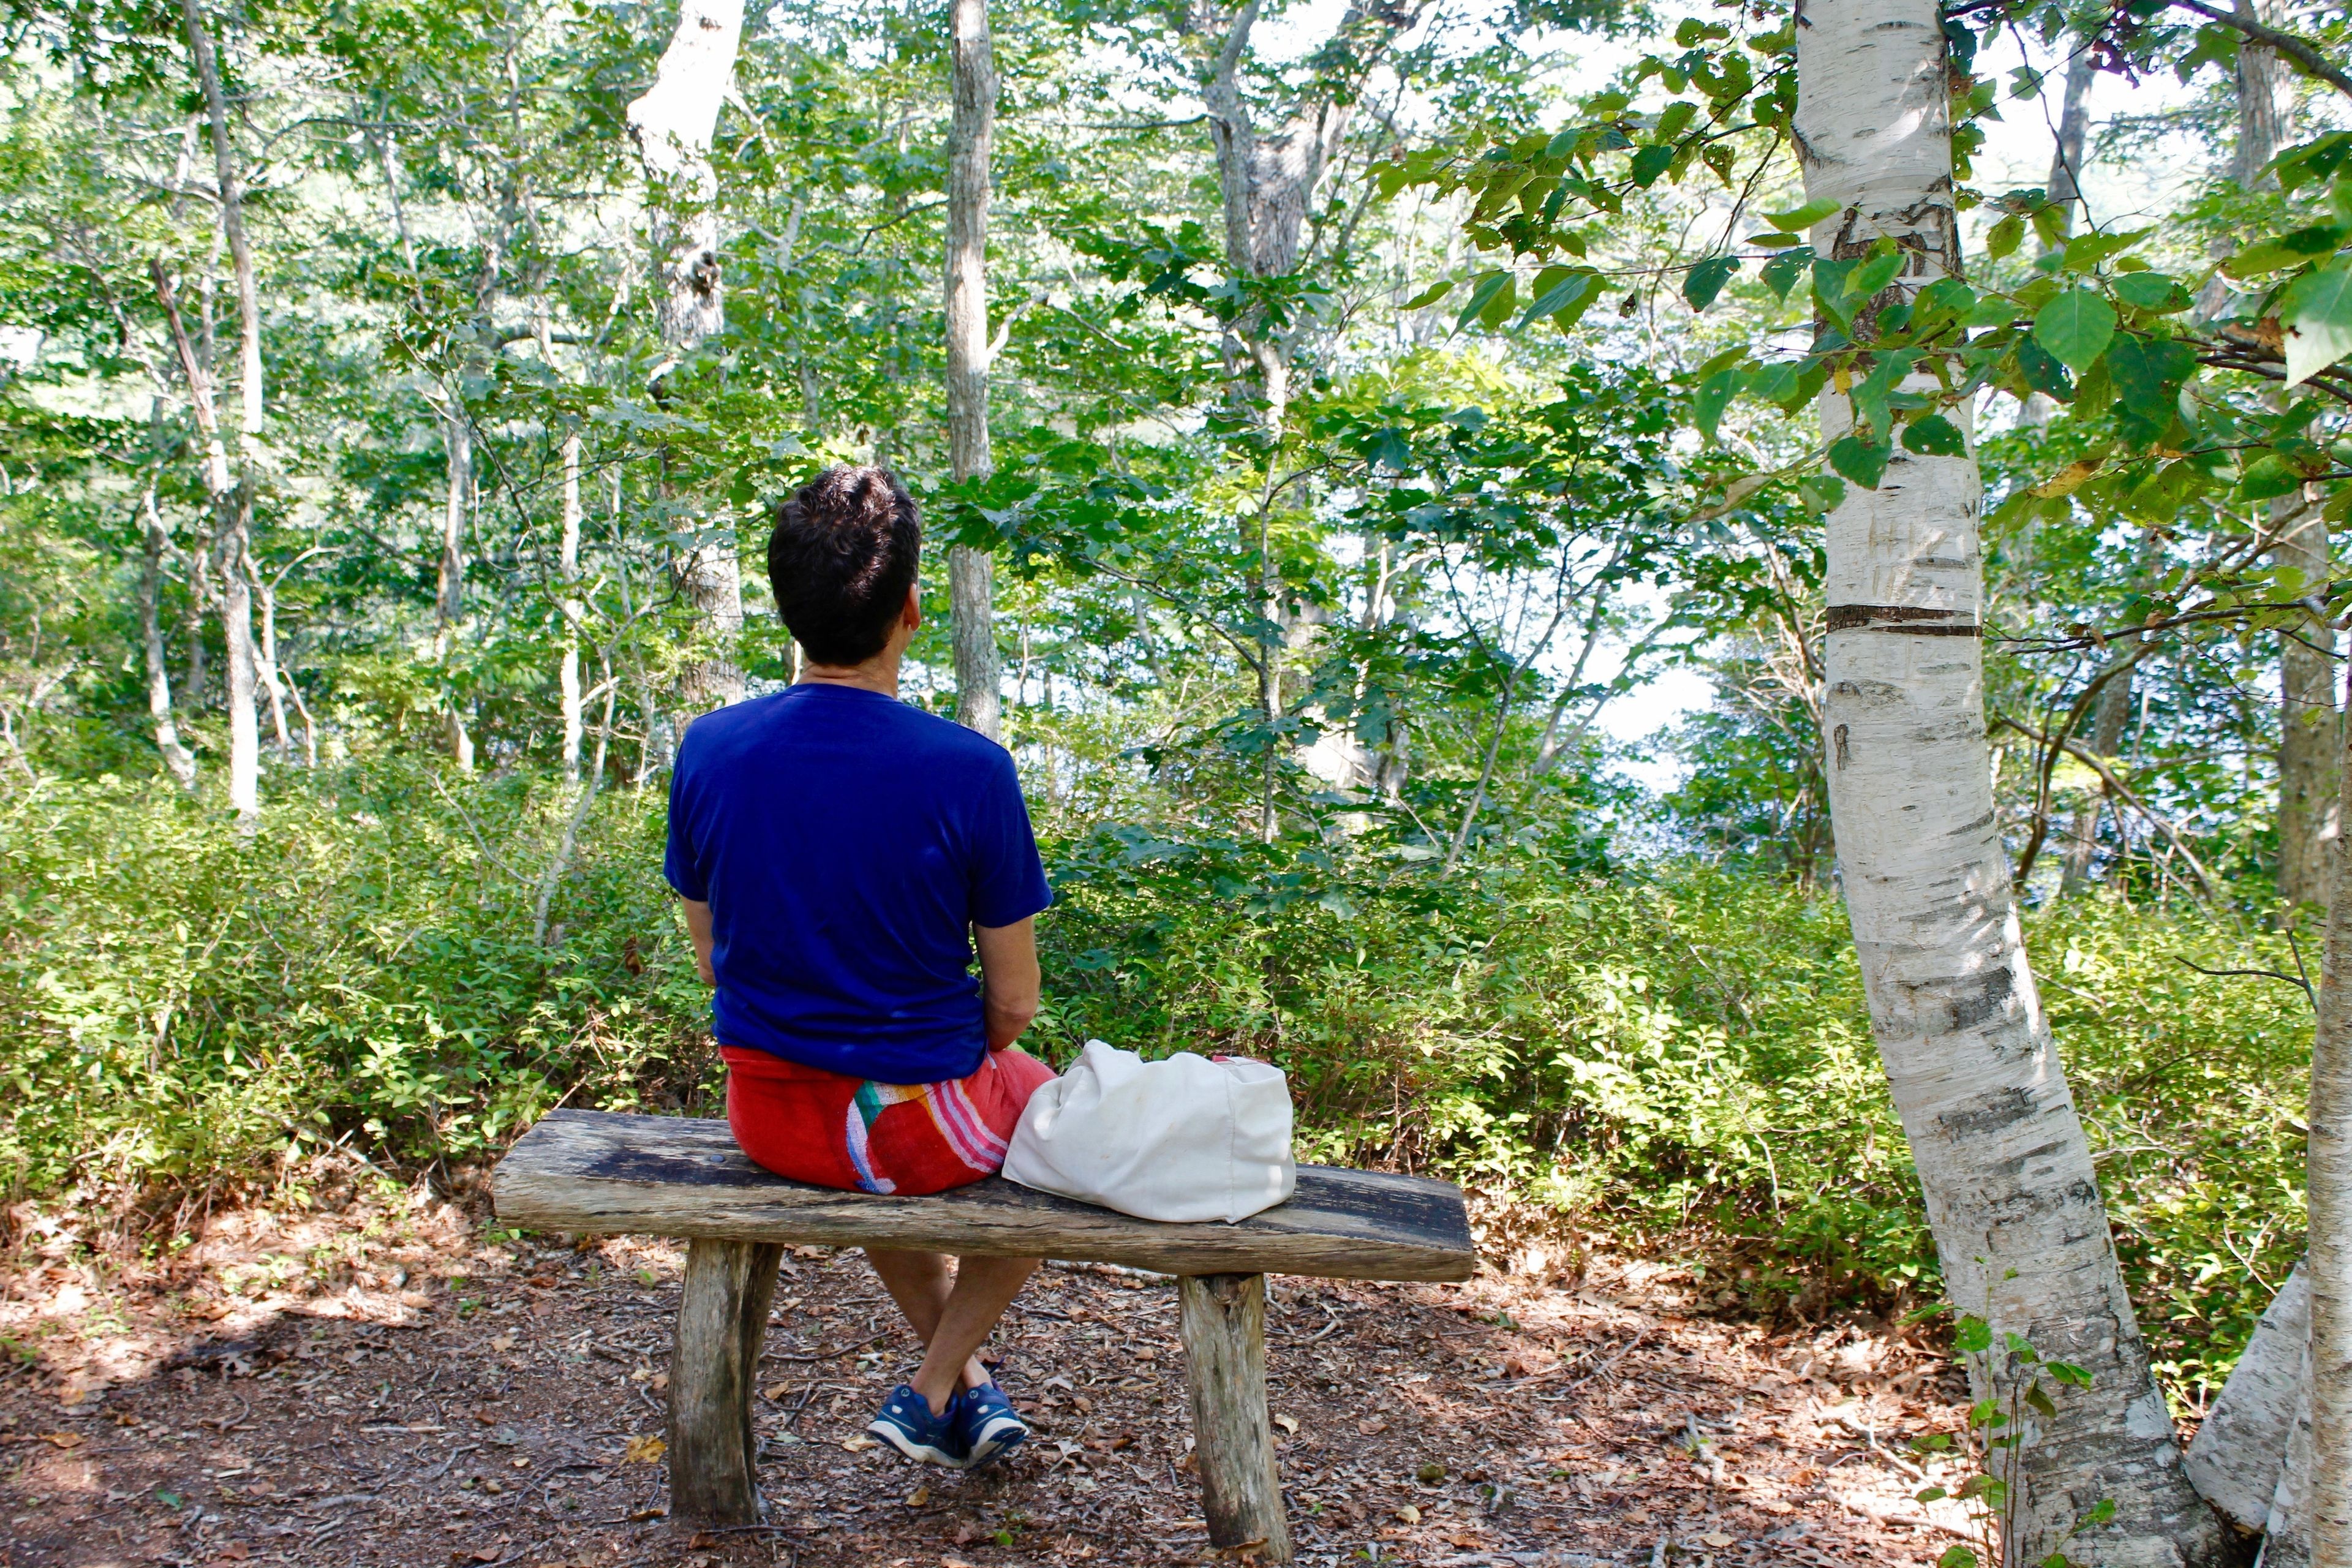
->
[0, 1177, 1988, 1568]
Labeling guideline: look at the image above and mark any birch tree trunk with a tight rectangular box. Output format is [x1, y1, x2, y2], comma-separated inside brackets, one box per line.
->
[560, 430, 584, 782]
[628, 0, 745, 711]
[438, 409, 475, 771]
[2308, 648, 2352, 1564]
[140, 492, 198, 791]
[1796, 4, 2230, 1562]
[182, 0, 261, 821]
[945, 0, 1003, 742]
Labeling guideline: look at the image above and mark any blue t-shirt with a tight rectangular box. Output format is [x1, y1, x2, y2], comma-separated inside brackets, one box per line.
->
[663, 684, 1054, 1085]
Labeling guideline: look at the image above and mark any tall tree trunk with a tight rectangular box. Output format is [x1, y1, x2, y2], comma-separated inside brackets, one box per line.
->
[945, 0, 1003, 742]
[182, 0, 262, 822]
[560, 430, 584, 782]
[629, 0, 746, 712]
[2307, 600, 2352, 1566]
[1795, 5, 2230, 1564]
[2062, 530, 2155, 894]
[2281, 495, 2337, 909]
[140, 492, 198, 791]
[2045, 51, 2095, 219]
[439, 409, 475, 771]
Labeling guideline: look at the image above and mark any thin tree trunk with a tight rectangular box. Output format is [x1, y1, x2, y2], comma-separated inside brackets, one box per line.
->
[1795, 6, 2230, 1564]
[2309, 647, 2352, 1565]
[629, 0, 746, 712]
[247, 554, 292, 759]
[2281, 496, 2337, 908]
[2062, 530, 2156, 894]
[439, 408, 475, 771]
[140, 492, 198, 791]
[2045, 51, 2095, 219]
[180, 0, 261, 822]
[945, 0, 1003, 742]
[560, 431, 584, 782]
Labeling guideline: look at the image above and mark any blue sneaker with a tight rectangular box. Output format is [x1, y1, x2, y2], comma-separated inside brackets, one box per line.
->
[952, 1381, 1028, 1467]
[867, 1384, 970, 1468]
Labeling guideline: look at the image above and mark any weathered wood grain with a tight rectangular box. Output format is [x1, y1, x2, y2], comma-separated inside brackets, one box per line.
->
[666, 1237, 783, 1524]
[1180, 1272, 1291, 1563]
[491, 1109, 1474, 1282]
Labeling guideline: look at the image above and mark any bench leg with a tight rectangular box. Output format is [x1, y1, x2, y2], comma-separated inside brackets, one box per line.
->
[1178, 1272, 1293, 1564]
[667, 1238, 784, 1525]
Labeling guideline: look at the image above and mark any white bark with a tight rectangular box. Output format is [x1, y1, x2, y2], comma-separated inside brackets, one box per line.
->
[946, 0, 1003, 742]
[2266, 1370, 2316, 1566]
[439, 409, 475, 771]
[140, 491, 198, 791]
[627, 0, 742, 354]
[1796, 4, 2228, 1563]
[2187, 1264, 2309, 1534]
[2309, 647, 2352, 1564]
[629, 0, 746, 710]
[181, 0, 260, 821]
[560, 430, 584, 782]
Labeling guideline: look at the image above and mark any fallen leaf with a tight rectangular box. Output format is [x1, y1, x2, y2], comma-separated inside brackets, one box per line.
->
[904, 1485, 929, 1507]
[1271, 1414, 1298, 1436]
[1700, 1532, 1735, 1548]
[621, 1435, 665, 1464]
[510, 1456, 531, 1469]
[221, 1544, 252, 1561]
[490, 1334, 515, 1352]
[649, 1373, 669, 1392]
[761, 1382, 793, 1401]
[842, 1434, 876, 1452]
[1760, 1498, 1795, 1515]
[37, 1431, 85, 1450]
[624, 1507, 665, 1523]
[1357, 1417, 1388, 1436]
[1395, 1504, 1421, 1525]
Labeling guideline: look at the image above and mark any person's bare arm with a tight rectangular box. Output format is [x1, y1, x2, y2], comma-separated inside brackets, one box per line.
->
[974, 917, 1041, 1052]
[683, 899, 716, 986]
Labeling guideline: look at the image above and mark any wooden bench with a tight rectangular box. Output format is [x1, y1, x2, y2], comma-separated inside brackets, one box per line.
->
[491, 1108, 1474, 1562]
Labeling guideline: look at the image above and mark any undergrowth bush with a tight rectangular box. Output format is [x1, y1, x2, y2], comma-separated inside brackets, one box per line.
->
[0, 767, 2310, 1412]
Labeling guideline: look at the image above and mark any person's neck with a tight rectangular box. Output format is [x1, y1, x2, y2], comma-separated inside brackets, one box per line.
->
[797, 655, 900, 698]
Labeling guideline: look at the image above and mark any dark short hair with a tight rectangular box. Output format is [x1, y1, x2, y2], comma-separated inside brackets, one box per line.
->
[765, 465, 921, 667]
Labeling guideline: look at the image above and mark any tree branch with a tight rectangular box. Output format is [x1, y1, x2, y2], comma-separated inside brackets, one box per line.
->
[2166, 0, 2352, 101]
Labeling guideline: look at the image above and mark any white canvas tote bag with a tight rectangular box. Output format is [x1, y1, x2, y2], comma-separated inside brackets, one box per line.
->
[1001, 1041, 1297, 1224]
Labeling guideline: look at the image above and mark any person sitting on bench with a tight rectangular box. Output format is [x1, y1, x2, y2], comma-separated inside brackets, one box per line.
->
[664, 464, 1054, 1471]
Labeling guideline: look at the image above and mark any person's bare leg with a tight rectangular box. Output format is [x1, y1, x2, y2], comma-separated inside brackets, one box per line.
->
[907, 1255, 1038, 1415]
[867, 1250, 1028, 1410]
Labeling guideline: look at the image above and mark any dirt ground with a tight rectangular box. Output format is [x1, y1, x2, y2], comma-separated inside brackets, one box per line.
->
[1, 1176, 1988, 1568]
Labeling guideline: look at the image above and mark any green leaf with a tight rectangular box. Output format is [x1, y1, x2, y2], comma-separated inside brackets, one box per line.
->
[1915, 1486, 1950, 1503]
[2015, 336, 2075, 401]
[1763, 197, 1840, 232]
[2104, 334, 2198, 429]
[1845, 251, 1904, 302]
[1365, 429, 1413, 473]
[2046, 1362, 2094, 1388]
[2113, 271, 2192, 314]
[1986, 214, 2024, 261]
[2237, 452, 2305, 501]
[2224, 224, 2348, 279]
[1684, 255, 1740, 311]
[2026, 1383, 2059, 1418]
[1749, 360, 1803, 407]
[1518, 267, 1599, 329]
[1954, 1316, 1992, 1355]
[1655, 100, 1698, 141]
[2079, 1499, 2117, 1527]
[1629, 145, 1675, 187]
[1401, 278, 1457, 310]
[1937, 1549, 1978, 1568]
[2282, 262, 2352, 386]
[1796, 473, 1845, 513]
[1694, 368, 1744, 444]
[1456, 271, 1515, 331]
[2032, 288, 2117, 372]
[1902, 413, 1966, 455]
[1760, 247, 1814, 300]
[1828, 434, 1890, 489]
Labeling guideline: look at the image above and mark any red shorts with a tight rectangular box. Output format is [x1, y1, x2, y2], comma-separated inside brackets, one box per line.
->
[721, 1044, 1058, 1197]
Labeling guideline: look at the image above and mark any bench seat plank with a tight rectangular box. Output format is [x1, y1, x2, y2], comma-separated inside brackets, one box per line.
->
[491, 1108, 1474, 1283]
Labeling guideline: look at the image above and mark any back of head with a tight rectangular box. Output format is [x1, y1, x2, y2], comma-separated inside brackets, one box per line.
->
[766, 465, 921, 668]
